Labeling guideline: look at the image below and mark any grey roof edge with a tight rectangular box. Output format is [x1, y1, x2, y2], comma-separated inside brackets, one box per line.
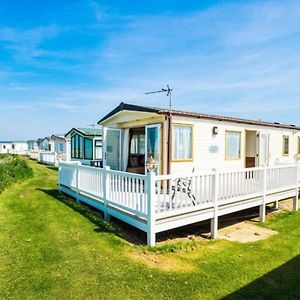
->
[98, 102, 300, 131]
[97, 102, 160, 124]
[50, 134, 66, 140]
[65, 127, 102, 138]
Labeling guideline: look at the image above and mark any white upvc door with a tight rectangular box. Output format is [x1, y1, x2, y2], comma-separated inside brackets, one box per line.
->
[145, 124, 161, 174]
[258, 132, 270, 166]
[103, 127, 121, 170]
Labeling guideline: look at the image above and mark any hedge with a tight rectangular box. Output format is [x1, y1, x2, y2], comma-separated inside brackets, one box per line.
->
[0, 154, 33, 193]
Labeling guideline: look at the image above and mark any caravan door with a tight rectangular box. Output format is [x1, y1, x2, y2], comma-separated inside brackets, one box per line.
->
[258, 132, 270, 167]
[145, 124, 161, 174]
[104, 128, 121, 170]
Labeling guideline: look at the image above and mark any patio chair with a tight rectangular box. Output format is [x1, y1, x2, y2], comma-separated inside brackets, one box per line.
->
[171, 168, 196, 206]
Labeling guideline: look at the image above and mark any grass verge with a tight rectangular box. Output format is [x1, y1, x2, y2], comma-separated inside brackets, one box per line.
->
[0, 158, 300, 299]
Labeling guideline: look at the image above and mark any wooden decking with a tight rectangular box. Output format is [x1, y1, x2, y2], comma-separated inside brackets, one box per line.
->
[59, 162, 300, 245]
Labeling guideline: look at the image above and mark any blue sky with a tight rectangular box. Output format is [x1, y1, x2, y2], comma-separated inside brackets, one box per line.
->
[1, 0, 300, 140]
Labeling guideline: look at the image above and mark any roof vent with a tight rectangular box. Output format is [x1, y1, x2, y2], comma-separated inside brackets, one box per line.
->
[274, 122, 280, 125]
[290, 124, 296, 127]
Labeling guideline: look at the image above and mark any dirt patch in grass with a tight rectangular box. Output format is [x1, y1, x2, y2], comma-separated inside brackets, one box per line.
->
[128, 250, 197, 272]
[218, 221, 278, 243]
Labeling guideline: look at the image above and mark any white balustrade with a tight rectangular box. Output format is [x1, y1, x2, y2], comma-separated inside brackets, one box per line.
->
[58, 162, 300, 246]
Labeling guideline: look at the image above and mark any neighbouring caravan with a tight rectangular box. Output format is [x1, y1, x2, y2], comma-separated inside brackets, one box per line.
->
[27, 140, 39, 151]
[50, 134, 66, 153]
[0, 141, 29, 155]
[37, 137, 51, 151]
[65, 127, 102, 166]
[99, 102, 300, 174]
[10, 141, 29, 154]
[49, 134, 69, 161]
[0, 141, 12, 154]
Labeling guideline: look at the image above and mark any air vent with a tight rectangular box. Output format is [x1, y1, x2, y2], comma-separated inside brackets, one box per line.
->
[274, 122, 280, 125]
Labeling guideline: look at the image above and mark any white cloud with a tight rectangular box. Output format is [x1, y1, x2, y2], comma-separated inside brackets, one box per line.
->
[1, 1, 300, 139]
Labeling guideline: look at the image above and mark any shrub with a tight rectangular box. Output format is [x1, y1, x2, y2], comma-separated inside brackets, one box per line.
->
[0, 155, 33, 193]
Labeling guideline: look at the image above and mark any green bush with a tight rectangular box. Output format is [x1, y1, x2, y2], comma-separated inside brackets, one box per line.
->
[0, 154, 33, 193]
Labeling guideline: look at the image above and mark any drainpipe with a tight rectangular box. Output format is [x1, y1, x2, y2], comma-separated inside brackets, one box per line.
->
[167, 112, 172, 174]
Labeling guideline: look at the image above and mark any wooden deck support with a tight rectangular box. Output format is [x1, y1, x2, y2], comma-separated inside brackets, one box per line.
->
[259, 165, 267, 223]
[103, 166, 111, 221]
[147, 171, 156, 246]
[211, 169, 219, 239]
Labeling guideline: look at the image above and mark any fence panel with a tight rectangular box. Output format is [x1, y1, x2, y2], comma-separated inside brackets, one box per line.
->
[154, 172, 214, 215]
[107, 170, 147, 217]
[77, 164, 104, 198]
[59, 163, 77, 189]
[267, 165, 297, 192]
[218, 168, 263, 202]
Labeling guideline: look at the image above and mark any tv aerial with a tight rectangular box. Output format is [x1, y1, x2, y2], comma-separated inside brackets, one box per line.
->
[145, 85, 173, 110]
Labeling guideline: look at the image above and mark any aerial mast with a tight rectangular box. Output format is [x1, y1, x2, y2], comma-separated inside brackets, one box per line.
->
[145, 85, 173, 174]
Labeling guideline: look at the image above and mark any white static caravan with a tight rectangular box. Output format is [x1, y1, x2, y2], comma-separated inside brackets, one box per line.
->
[49, 134, 68, 160]
[27, 140, 39, 151]
[9, 141, 29, 155]
[98, 102, 300, 174]
[38, 137, 51, 151]
[50, 134, 66, 153]
[0, 141, 12, 154]
[65, 127, 102, 166]
[59, 102, 300, 245]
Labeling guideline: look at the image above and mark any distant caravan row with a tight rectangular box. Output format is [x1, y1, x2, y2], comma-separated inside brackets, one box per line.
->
[1, 128, 103, 167]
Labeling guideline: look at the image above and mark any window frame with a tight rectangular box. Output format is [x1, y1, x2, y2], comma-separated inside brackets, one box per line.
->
[225, 130, 242, 160]
[71, 133, 85, 159]
[282, 135, 289, 156]
[84, 138, 93, 160]
[94, 140, 102, 160]
[171, 123, 193, 162]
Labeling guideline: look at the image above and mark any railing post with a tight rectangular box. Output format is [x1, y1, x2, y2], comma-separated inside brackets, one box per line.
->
[211, 168, 219, 239]
[103, 166, 111, 221]
[147, 171, 156, 246]
[75, 162, 80, 203]
[259, 165, 267, 222]
[58, 162, 61, 193]
[294, 162, 299, 211]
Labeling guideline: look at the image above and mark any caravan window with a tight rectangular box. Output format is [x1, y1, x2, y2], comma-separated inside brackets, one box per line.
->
[84, 138, 93, 160]
[95, 140, 102, 159]
[71, 134, 84, 159]
[225, 131, 241, 160]
[283, 136, 289, 156]
[172, 124, 193, 161]
[130, 133, 145, 155]
[78, 136, 84, 158]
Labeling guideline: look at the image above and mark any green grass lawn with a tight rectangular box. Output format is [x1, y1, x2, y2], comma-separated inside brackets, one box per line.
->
[1, 158, 300, 299]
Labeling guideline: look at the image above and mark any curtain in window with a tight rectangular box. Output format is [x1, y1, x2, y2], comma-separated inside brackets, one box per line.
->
[226, 132, 241, 159]
[122, 129, 129, 171]
[172, 125, 192, 160]
[283, 136, 289, 155]
[147, 127, 159, 161]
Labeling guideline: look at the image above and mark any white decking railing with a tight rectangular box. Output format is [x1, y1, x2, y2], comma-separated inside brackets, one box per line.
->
[39, 152, 58, 165]
[58, 162, 300, 246]
[28, 150, 67, 166]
